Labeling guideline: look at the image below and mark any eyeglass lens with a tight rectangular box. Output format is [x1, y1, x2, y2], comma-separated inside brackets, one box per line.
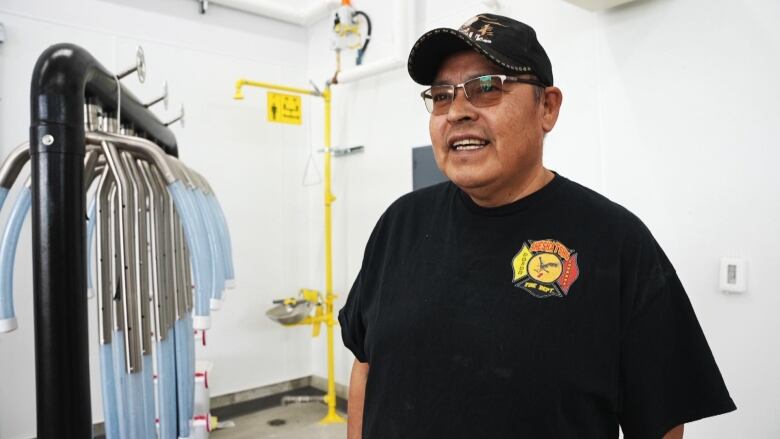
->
[424, 75, 505, 114]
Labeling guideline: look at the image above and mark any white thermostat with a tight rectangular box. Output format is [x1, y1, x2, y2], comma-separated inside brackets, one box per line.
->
[719, 257, 747, 293]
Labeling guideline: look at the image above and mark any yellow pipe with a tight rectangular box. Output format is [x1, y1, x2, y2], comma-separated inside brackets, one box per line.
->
[234, 79, 345, 425]
[233, 79, 320, 100]
[320, 85, 344, 424]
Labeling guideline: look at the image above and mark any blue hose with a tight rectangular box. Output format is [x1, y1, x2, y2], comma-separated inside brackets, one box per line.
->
[158, 336, 177, 439]
[168, 182, 210, 329]
[126, 367, 145, 438]
[143, 353, 156, 439]
[185, 313, 195, 424]
[99, 343, 120, 439]
[0, 186, 31, 332]
[111, 331, 130, 439]
[194, 190, 224, 303]
[0, 187, 9, 215]
[207, 194, 235, 287]
[173, 317, 192, 437]
[183, 186, 214, 320]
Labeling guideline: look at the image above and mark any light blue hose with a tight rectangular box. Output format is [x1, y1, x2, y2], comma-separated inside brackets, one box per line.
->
[0, 186, 31, 330]
[111, 331, 130, 439]
[99, 343, 120, 439]
[183, 186, 214, 319]
[143, 353, 156, 439]
[194, 190, 224, 302]
[207, 194, 234, 286]
[87, 196, 97, 296]
[184, 314, 195, 426]
[202, 196, 226, 303]
[158, 336, 177, 439]
[0, 188, 9, 215]
[168, 182, 210, 327]
[126, 367, 146, 438]
[173, 317, 191, 437]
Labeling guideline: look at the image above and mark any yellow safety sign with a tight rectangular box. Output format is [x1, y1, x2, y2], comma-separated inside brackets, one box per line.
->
[267, 92, 302, 125]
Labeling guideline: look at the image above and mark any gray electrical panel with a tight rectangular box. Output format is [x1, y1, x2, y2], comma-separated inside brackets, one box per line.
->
[412, 145, 448, 191]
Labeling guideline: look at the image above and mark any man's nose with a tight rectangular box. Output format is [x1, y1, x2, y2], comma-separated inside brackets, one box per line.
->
[447, 87, 477, 123]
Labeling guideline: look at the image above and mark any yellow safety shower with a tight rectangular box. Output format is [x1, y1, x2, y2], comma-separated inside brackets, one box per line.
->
[233, 79, 345, 424]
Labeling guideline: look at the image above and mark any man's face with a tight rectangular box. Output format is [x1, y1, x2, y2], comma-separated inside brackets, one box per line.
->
[429, 50, 558, 202]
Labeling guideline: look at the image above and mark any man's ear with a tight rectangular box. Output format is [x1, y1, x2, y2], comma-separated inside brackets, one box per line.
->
[541, 87, 562, 133]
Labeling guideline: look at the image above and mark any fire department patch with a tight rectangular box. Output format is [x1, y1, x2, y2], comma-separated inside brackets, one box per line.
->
[511, 239, 579, 298]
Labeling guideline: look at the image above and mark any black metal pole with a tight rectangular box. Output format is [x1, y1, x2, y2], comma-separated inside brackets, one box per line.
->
[28, 43, 179, 438]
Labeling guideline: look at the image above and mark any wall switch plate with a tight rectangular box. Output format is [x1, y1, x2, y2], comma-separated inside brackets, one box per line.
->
[720, 257, 747, 293]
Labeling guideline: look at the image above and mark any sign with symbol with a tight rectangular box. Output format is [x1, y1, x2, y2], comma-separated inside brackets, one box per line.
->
[267, 92, 302, 125]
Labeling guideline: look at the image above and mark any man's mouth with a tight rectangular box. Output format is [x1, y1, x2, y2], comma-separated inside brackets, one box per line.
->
[451, 138, 489, 151]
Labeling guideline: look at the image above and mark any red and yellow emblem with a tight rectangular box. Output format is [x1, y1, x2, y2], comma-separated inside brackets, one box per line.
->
[511, 239, 579, 298]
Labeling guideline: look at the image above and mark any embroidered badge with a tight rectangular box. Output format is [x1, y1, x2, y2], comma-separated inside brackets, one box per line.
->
[511, 239, 579, 298]
[458, 15, 507, 44]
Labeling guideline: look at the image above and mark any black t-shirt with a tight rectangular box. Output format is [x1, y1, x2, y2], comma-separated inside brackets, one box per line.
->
[339, 174, 735, 439]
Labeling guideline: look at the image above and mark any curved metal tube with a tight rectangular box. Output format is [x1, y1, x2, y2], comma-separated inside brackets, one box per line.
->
[96, 167, 114, 344]
[86, 131, 181, 183]
[0, 142, 30, 189]
[95, 167, 120, 439]
[100, 140, 142, 373]
[137, 160, 170, 342]
[120, 152, 152, 357]
[30, 43, 177, 156]
[86, 195, 97, 299]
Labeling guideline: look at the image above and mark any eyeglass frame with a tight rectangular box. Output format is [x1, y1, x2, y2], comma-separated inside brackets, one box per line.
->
[420, 74, 547, 114]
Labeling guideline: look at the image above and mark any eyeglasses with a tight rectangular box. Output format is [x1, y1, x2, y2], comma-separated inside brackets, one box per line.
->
[420, 74, 546, 115]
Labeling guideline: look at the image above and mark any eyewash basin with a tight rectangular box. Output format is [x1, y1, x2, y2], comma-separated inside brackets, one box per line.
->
[266, 300, 313, 325]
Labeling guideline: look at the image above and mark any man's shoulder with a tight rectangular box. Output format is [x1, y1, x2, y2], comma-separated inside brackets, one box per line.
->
[559, 176, 648, 234]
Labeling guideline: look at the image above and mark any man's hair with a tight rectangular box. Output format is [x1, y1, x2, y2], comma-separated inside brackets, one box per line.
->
[532, 84, 544, 105]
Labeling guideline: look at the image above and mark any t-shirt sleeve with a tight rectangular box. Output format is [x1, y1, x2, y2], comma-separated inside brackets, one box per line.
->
[338, 211, 388, 364]
[618, 224, 736, 439]
[339, 267, 370, 363]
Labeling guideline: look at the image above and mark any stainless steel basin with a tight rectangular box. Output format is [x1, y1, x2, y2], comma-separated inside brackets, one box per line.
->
[266, 300, 314, 325]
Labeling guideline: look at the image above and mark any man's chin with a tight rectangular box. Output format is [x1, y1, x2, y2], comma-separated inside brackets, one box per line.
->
[447, 175, 492, 192]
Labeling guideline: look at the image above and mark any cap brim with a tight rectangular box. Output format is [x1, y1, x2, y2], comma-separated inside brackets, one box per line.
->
[407, 28, 525, 86]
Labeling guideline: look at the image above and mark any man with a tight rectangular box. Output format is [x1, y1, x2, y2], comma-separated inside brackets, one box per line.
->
[339, 13, 735, 439]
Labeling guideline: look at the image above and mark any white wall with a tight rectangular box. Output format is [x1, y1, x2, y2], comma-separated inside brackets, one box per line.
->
[594, 1, 780, 437]
[0, 0, 319, 437]
[305, 0, 780, 437]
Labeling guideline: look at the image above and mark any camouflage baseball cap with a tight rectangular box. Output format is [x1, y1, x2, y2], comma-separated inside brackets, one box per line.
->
[407, 13, 553, 86]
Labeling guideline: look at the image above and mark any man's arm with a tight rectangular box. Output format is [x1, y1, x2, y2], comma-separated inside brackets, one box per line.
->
[348, 359, 370, 439]
[664, 424, 684, 438]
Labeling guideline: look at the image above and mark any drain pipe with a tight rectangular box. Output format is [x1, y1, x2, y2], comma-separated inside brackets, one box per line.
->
[208, 0, 339, 26]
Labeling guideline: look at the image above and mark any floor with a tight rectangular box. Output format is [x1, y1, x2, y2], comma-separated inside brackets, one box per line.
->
[211, 403, 348, 439]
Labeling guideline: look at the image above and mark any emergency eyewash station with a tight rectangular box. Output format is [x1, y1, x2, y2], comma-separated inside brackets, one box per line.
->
[228, 0, 417, 425]
[235, 78, 346, 424]
[0, 44, 234, 438]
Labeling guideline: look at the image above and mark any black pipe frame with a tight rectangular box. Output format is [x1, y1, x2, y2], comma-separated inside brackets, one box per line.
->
[28, 43, 178, 438]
